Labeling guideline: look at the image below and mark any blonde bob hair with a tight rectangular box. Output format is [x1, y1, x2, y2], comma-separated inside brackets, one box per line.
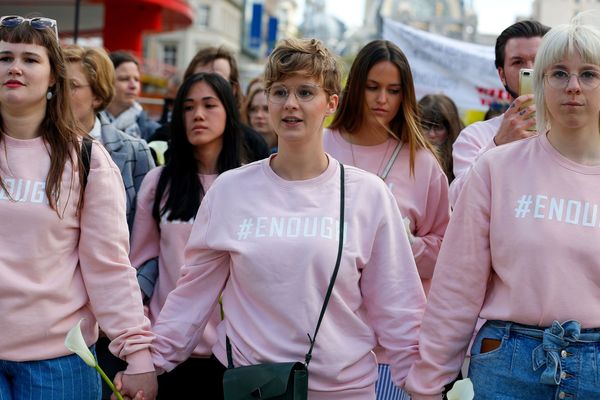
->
[534, 16, 600, 133]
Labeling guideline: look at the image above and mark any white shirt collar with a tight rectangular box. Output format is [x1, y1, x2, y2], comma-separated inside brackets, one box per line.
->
[90, 117, 102, 142]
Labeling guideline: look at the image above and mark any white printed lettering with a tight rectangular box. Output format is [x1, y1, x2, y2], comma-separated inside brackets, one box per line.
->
[255, 217, 267, 237]
[533, 195, 547, 219]
[565, 200, 581, 225]
[269, 217, 284, 237]
[582, 202, 598, 227]
[548, 198, 564, 221]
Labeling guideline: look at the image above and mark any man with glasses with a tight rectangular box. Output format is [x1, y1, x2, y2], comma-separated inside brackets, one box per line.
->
[449, 20, 550, 206]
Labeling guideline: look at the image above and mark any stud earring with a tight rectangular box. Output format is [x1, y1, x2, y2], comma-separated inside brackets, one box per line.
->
[46, 91, 53, 101]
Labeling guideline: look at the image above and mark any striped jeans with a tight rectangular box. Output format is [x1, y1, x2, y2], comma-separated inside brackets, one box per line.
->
[0, 346, 101, 400]
[375, 364, 411, 400]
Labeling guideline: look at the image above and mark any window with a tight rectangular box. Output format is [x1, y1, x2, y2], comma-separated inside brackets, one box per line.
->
[196, 4, 210, 27]
[163, 44, 177, 66]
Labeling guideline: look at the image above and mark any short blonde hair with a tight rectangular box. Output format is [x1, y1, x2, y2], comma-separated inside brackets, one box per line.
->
[264, 38, 341, 95]
[534, 16, 600, 133]
[63, 45, 115, 112]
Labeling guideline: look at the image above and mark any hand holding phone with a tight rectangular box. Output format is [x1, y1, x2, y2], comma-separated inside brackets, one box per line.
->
[519, 68, 535, 130]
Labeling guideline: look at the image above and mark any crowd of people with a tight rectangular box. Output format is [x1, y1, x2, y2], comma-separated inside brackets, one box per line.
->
[0, 11, 599, 400]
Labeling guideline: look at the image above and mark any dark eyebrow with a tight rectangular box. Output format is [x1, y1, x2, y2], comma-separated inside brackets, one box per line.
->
[367, 79, 401, 86]
[184, 96, 218, 102]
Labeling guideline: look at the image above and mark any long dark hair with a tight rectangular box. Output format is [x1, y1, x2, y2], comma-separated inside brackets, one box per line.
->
[0, 20, 87, 214]
[152, 73, 242, 222]
[418, 94, 464, 183]
[329, 40, 435, 174]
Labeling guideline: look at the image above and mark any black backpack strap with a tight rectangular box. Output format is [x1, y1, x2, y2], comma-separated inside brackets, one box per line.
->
[81, 136, 93, 190]
[304, 163, 345, 366]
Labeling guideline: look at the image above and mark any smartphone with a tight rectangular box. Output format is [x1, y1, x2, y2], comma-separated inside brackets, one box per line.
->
[519, 68, 535, 130]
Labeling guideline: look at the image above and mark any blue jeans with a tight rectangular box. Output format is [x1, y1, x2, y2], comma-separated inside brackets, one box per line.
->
[469, 320, 600, 400]
[0, 346, 101, 400]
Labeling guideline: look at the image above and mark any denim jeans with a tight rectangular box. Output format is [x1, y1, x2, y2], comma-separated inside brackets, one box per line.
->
[469, 320, 600, 400]
[0, 346, 101, 400]
[375, 364, 410, 400]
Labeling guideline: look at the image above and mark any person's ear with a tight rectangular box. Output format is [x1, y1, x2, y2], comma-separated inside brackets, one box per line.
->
[325, 94, 339, 116]
[497, 66, 507, 86]
[92, 95, 102, 111]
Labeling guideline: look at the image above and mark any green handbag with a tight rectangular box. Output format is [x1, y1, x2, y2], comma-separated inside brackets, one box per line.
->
[222, 361, 308, 399]
[223, 164, 346, 400]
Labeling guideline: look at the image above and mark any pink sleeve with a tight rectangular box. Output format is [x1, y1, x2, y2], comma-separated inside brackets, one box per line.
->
[361, 189, 426, 387]
[130, 169, 161, 268]
[151, 192, 229, 373]
[78, 144, 154, 374]
[411, 170, 450, 280]
[449, 127, 497, 207]
[405, 164, 492, 398]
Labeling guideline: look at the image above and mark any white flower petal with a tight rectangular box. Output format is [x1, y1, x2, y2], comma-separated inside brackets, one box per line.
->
[447, 378, 474, 400]
[64, 319, 97, 367]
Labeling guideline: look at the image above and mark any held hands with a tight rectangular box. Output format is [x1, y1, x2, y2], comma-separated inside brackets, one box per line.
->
[493, 94, 537, 146]
[112, 371, 158, 400]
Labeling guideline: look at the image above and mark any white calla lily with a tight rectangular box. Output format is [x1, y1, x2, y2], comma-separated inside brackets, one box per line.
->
[447, 378, 474, 400]
[64, 319, 124, 400]
[64, 319, 97, 367]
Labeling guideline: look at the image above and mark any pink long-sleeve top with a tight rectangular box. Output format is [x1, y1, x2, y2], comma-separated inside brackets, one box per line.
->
[324, 129, 450, 294]
[405, 133, 600, 400]
[0, 134, 153, 374]
[151, 155, 426, 399]
[449, 115, 503, 207]
[129, 166, 219, 357]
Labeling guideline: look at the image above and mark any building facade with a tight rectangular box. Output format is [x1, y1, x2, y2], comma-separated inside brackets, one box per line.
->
[533, 0, 600, 26]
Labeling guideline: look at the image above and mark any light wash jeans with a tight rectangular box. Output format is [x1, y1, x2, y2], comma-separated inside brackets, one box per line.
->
[0, 346, 101, 400]
[469, 320, 600, 400]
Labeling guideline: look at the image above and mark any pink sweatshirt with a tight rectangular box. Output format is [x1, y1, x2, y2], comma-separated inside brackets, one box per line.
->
[405, 133, 600, 400]
[324, 129, 450, 294]
[151, 155, 426, 399]
[130, 167, 220, 357]
[0, 134, 153, 374]
[449, 115, 503, 206]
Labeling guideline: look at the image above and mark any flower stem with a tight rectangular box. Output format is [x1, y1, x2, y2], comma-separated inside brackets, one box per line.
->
[95, 365, 124, 400]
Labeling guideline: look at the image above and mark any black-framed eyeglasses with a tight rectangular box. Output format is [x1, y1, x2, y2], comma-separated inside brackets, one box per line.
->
[0, 16, 59, 40]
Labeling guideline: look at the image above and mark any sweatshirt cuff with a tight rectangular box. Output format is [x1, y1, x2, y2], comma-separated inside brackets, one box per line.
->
[124, 349, 155, 374]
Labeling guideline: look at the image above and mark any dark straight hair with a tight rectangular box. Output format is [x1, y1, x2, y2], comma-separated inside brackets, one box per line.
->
[495, 20, 550, 69]
[152, 73, 242, 222]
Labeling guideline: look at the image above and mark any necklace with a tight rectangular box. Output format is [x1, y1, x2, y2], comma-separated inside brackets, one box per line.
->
[347, 132, 393, 180]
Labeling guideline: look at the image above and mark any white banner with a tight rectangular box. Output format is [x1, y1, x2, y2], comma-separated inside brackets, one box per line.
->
[383, 18, 509, 111]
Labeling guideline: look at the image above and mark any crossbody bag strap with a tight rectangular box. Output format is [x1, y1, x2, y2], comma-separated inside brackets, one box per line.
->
[380, 141, 402, 181]
[226, 163, 346, 369]
[81, 136, 93, 190]
[304, 162, 345, 366]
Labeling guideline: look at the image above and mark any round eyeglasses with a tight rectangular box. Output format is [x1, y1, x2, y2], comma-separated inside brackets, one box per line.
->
[267, 84, 322, 104]
[545, 68, 600, 90]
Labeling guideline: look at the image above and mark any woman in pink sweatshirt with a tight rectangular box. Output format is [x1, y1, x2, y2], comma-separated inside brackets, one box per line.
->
[405, 19, 600, 400]
[117, 38, 426, 399]
[0, 16, 155, 399]
[323, 39, 450, 400]
[129, 72, 242, 397]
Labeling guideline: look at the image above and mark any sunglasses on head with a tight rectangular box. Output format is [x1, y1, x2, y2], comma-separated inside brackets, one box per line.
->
[0, 16, 59, 40]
